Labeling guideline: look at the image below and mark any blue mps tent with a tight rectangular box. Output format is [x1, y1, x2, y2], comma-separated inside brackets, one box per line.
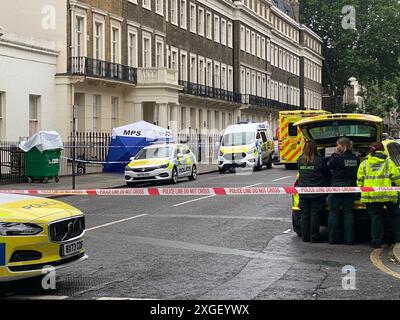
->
[104, 121, 175, 173]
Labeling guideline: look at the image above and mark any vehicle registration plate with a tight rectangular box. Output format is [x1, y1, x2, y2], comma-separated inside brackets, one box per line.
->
[137, 173, 151, 177]
[61, 240, 84, 257]
[325, 147, 336, 157]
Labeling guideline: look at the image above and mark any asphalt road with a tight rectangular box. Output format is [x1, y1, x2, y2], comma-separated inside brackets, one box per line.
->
[2, 165, 400, 300]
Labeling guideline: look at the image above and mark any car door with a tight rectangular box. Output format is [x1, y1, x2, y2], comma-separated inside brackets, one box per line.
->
[176, 146, 187, 177]
[180, 145, 192, 177]
[259, 131, 269, 162]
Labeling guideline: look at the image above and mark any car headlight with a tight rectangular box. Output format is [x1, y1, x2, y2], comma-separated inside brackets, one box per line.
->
[0, 222, 43, 236]
[158, 163, 169, 169]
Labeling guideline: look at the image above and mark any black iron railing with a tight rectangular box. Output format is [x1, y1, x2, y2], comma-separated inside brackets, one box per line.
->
[179, 81, 236, 102]
[0, 142, 25, 185]
[69, 57, 137, 84]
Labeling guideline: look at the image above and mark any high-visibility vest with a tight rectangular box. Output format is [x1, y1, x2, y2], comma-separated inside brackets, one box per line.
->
[357, 152, 400, 203]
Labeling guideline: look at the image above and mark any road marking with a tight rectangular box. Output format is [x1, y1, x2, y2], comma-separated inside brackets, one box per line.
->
[272, 176, 292, 182]
[173, 183, 263, 207]
[173, 195, 215, 207]
[370, 248, 400, 279]
[87, 214, 148, 232]
[150, 214, 291, 222]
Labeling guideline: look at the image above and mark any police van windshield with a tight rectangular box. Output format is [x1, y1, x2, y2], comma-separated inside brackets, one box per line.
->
[222, 132, 255, 146]
[135, 146, 174, 159]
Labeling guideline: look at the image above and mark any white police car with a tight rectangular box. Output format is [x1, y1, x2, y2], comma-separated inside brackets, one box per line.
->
[125, 144, 198, 186]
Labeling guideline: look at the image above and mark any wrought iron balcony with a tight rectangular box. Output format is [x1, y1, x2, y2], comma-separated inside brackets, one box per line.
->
[69, 57, 137, 84]
[179, 81, 237, 103]
[241, 94, 305, 110]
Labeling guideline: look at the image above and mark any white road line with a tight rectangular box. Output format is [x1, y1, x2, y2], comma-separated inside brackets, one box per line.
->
[87, 214, 148, 232]
[173, 182, 263, 207]
[173, 195, 215, 207]
[272, 176, 293, 182]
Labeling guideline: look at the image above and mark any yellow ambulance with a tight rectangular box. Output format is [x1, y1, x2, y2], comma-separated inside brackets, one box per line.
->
[278, 110, 330, 169]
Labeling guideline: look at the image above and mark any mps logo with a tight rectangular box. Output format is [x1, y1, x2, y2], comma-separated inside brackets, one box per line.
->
[123, 130, 142, 137]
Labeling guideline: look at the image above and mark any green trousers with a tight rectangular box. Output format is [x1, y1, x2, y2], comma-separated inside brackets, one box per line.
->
[365, 202, 400, 246]
[328, 194, 355, 244]
[299, 197, 325, 242]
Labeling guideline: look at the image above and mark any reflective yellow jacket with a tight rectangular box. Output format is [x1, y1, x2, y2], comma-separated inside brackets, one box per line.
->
[357, 151, 400, 203]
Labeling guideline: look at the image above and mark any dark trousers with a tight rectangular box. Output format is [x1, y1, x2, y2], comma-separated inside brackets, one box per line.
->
[299, 197, 325, 242]
[328, 194, 355, 244]
[366, 202, 400, 246]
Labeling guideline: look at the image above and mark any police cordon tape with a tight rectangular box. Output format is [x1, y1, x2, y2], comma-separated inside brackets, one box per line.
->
[1, 186, 400, 196]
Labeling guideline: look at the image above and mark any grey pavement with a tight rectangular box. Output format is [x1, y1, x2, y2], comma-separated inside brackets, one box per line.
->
[2, 166, 400, 300]
[0, 164, 218, 191]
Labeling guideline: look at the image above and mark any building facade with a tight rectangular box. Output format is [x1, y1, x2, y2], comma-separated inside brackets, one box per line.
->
[0, 0, 323, 141]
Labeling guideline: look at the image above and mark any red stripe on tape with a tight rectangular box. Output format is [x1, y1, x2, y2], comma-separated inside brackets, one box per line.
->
[29, 190, 39, 195]
[284, 187, 298, 194]
[361, 187, 375, 192]
[87, 190, 98, 196]
[148, 188, 160, 196]
[213, 188, 227, 195]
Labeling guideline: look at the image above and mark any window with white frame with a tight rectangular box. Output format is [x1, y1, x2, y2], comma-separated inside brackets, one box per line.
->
[221, 19, 226, 46]
[240, 68, 245, 94]
[189, 3, 196, 33]
[143, 0, 151, 10]
[279, 49, 282, 69]
[251, 32, 256, 55]
[180, 0, 187, 29]
[111, 97, 119, 129]
[246, 28, 250, 53]
[221, 64, 227, 90]
[111, 22, 121, 64]
[180, 51, 188, 81]
[29, 95, 41, 136]
[198, 57, 205, 85]
[214, 15, 220, 43]
[261, 37, 266, 60]
[206, 60, 213, 86]
[156, 0, 163, 15]
[142, 33, 152, 67]
[206, 11, 212, 39]
[227, 22, 233, 48]
[228, 66, 233, 92]
[198, 7, 204, 36]
[262, 74, 266, 98]
[271, 44, 275, 65]
[92, 95, 101, 132]
[257, 74, 261, 96]
[73, 12, 86, 57]
[155, 38, 164, 67]
[93, 18, 104, 60]
[214, 62, 220, 89]
[190, 54, 197, 83]
[171, 0, 178, 25]
[0, 92, 4, 139]
[171, 47, 178, 70]
[275, 46, 278, 67]
[256, 35, 261, 58]
[240, 26, 245, 51]
[251, 72, 256, 95]
[246, 70, 250, 94]
[128, 27, 138, 67]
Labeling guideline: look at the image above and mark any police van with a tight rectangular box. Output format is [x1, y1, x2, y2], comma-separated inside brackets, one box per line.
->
[218, 122, 274, 173]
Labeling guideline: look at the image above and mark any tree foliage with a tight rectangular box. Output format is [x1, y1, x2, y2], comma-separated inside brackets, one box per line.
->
[300, 0, 400, 114]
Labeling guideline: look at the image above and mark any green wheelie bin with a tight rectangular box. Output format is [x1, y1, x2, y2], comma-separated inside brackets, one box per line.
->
[25, 147, 61, 183]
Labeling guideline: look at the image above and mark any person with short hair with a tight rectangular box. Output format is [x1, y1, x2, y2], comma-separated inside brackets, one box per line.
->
[357, 142, 400, 248]
[297, 140, 330, 243]
[327, 137, 359, 245]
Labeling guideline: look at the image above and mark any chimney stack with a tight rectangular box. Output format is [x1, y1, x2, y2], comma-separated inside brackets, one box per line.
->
[288, 0, 300, 22]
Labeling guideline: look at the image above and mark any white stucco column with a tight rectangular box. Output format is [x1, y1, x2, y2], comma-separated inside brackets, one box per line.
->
[186, 107, 192, 130]
[218, 111, 223, 131]
[158, 103, 169, 129]
[169, 104, 180, 136]
[133, 102, 143, 122]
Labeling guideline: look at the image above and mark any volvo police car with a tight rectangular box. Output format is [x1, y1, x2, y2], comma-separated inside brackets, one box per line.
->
[125, 144, 198, 186]
[0, 194, 87, 282]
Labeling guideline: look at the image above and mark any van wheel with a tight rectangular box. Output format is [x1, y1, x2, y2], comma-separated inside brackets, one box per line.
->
[189, 165, 197, 181]
[127, 182, 136, 188]
[219, 168, 225, 174]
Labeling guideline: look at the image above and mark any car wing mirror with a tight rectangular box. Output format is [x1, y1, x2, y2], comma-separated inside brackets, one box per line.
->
[129, 157, 135, 161]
